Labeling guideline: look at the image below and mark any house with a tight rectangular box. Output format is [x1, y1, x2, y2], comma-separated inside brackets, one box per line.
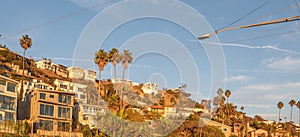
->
[53, 79, 88, 103]
[202, 118, 232, 137]
[72, 83, 88, 104]
[35, 59, 56, 72]
[164, 107, 176, 117]
[55, 64, 68, 78]
[68, 67, 84, 79]
[111, 78, 132, 84]
[54, 79, 72, 92]
[74, 103, 107, 128]
[27, 89, 75, 134]
[142, 82, 158, 95]
[147, 105, 164, 114]
[0, 75, 18, 122]
[19, 79, 54, 100]
[84, 70, 96, 81]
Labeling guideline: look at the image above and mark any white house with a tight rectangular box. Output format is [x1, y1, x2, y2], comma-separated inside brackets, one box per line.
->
[35, 59, 56, 72]
[68, 67, 84, 79]
[84, 70, 96, 81]
[141, 82, 158, 95]
[53, 79, 88, 103]
[20, 79, 54, 100]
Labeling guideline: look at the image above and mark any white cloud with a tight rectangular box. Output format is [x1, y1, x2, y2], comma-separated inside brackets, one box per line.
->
[232, 81, 300, 103]
[226, 75, 254, 82]
[267, 56, 300, 72]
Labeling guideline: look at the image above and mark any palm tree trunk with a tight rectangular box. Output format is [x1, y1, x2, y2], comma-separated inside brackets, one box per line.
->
[279, 109, 281, 122]
[122, 68, 125, 81]
[20, 49, 26, 100]
[113, 64, 117, 88]
[98, 71, 101, 105]
[290, 106, 293, 122]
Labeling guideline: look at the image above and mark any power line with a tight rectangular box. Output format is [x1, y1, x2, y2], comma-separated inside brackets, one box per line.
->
[217, 0, 272, 31]
[0, 0, 118, 40]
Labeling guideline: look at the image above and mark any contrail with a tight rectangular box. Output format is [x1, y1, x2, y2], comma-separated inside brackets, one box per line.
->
[200, 41, 300, 54]
[32, 57, 93, 62]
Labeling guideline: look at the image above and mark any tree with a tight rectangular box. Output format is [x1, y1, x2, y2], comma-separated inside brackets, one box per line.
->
[277, 101, 284, 122]
[241, 106, 245, 113]
[288, 99, 296, 122]
[224, 89, 231, 103]
[121, 49, 133, 81]
[19, 34, 32, 100]
[108, 48, 121, 85]
[94, 49, 108, 81]
[94, 49, 108, 91]
[82, 128, 92, 137]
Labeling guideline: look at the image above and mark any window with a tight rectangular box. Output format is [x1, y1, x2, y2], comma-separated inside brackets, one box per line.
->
[58, 107, 70, 119]
[0, 95, 15, 110]
[5, 112, 14, 121]
[40, 104, 54, 116]
[0, 80, 5, 86]
[39, 120, 53, 131]
[58, 94, 72, 104]
[49, 94, 54, 98]
[57, 122, 70, 131]
[6, 83, 16, 92]
[40, 93, 46, 99]
[80, 94, 86, 99]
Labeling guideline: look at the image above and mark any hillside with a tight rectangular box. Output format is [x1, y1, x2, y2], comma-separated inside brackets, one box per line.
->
[0, 47, 69, 84]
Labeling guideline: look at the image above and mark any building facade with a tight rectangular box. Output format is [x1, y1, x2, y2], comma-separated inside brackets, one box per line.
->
[0, 75, 18, 122]
[29, 89, 75, 133]
[141, 82, 158, 95]
[68, 67, 84, 79]
[84, 70, 96, 81]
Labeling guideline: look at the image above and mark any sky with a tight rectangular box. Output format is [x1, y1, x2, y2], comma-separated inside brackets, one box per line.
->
[0, 0, 300, 124]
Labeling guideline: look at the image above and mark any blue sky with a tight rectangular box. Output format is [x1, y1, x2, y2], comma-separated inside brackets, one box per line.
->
[1, 0, 300, 123]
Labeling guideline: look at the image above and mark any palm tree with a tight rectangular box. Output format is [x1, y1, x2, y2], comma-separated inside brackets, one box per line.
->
[19, 34, 32, 101]
[108, 48, 121, 84]
[94, 49, 108, 89]
[121, 49, 133, 81]
[224, 89, 231, 103]
[277, 101, 284, 122]
[241, 106, 245, 113]
[289, 99, 296, 122]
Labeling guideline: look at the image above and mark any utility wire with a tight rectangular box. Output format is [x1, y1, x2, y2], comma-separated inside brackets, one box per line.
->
[0, 0, 118, 40]
[217, 0, 272, 31]
[238, 4, 295, 26]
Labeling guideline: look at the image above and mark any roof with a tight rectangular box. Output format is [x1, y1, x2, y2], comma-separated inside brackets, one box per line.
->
[32, 89, 75, 95]
[0, 74, 19, 84]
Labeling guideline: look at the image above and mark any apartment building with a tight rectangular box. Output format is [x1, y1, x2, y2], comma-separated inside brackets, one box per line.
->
[68, 67, 84, 79]
[53, 79, 88, 103]
[19, 79, 54, 100]
[28, 89, 75, 133]
[35, 60, 68, 78]
[84, 70, 96, 81]
[0, 75, 18, 122]
[35, 59, 56, 72]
